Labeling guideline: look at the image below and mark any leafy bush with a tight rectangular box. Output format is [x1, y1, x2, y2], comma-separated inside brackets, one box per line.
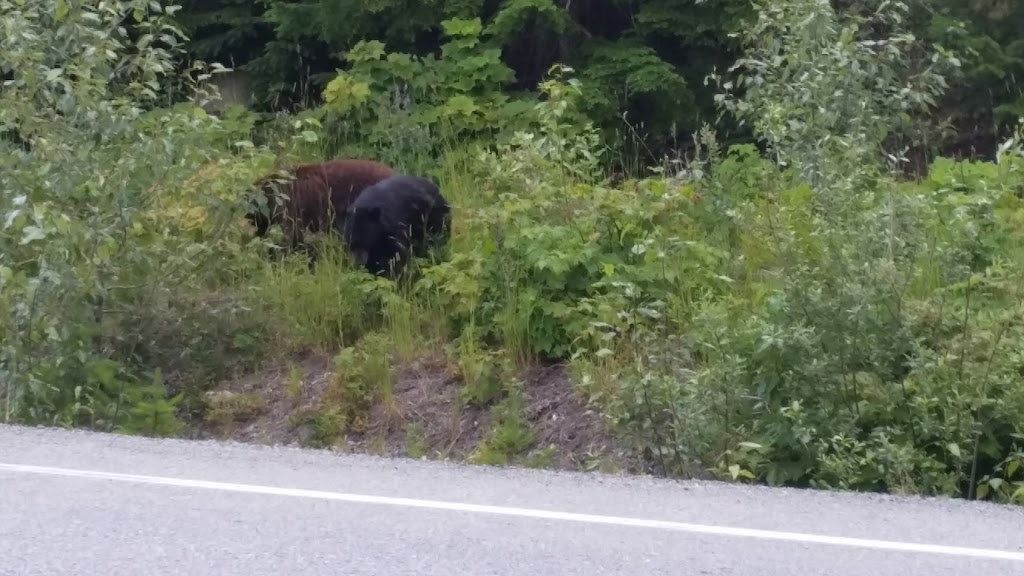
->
[572, 0, 1024, 503]
[0, 0, 268, 431]
[316, 17, 533, 169]
[419, 67, 728, 361]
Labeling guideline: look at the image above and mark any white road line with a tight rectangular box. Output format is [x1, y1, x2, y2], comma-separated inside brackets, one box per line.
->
[1, 461, 1022, 562]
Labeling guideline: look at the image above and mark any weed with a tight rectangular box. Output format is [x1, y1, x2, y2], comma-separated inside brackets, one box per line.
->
[287, 364, 304, 402]
[203, 391, 267, 435]
[451, 329, 511, 409]
[310, 333, 397, 444]
[524, 444, 558, 469]
[404, 422, 429, 459]
[470, 385, 537, 466]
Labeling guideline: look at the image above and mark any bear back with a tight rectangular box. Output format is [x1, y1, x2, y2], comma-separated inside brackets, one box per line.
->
[248, 158, 396, 243]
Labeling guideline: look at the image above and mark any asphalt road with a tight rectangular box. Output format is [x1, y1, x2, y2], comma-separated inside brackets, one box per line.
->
[1, 424, 1022, 576]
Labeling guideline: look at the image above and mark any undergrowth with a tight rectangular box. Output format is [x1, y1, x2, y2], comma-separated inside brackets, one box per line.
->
[2, 0, 1023, 506]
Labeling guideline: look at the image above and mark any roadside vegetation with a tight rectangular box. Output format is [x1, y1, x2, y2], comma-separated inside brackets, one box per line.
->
[2, 0, 1023, 505]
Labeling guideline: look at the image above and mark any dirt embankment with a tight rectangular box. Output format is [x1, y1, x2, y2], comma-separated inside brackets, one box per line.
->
[193, 353, 641, 474]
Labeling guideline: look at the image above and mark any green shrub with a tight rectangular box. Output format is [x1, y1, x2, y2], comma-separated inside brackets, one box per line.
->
[0, 0, 262, 429]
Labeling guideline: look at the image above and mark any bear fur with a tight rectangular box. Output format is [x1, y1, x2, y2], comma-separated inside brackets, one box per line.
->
[338, 174, 452, 278]
[245, 158, 396, 250]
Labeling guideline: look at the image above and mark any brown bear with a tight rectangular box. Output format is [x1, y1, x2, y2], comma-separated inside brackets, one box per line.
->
[245, 158, 396, 251]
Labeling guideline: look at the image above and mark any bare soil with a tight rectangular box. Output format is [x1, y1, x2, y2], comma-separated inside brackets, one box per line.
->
[192, 352, 640, 474]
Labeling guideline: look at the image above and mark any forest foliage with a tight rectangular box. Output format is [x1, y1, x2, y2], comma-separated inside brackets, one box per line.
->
[1, 0, 1023, 506]
[174, 0, 1024, 168]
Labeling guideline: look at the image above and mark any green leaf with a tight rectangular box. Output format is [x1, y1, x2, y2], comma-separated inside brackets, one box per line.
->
[442, 95, 479, 117]
[441, 17, 483, 39]
[976, 483, 989, 499]
[1012, 485, 1024, 504]
[19, 226, 47, 245]
[947, 443, 961, 459]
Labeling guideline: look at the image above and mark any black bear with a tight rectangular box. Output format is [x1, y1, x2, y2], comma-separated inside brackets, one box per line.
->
[338, 174, 452, 278]
[245, 158, 396, 251]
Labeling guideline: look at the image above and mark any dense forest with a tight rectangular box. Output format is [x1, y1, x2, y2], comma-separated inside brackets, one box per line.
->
[2, 0, 1023, 505]
[173, 0, 1024, 172]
